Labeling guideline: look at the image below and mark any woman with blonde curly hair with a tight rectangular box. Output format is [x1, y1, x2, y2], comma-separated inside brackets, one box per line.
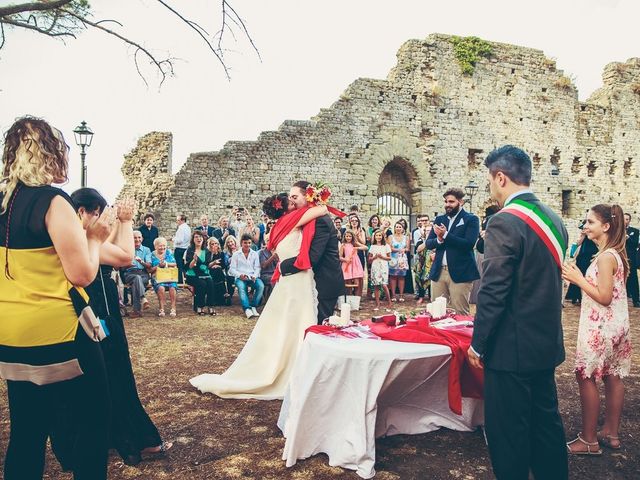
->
[0, 116, 111, 479]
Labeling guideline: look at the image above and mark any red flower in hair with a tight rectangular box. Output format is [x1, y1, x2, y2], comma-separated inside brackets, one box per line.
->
[272, 198, 283, 210]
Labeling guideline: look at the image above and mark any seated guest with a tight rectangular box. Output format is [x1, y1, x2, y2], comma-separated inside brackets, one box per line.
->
[124, 230, 152, 318]
[229, 234, 264, 319]
[185, 231, 217, 316]
[139, 213, 159, 251]
[213, 215, 235, 244]
[206, 237, 227, 306]
[259, 244, 278, 301]
[150, 237, 178, 317]
[229, 207, 247, 234]
[223, 235, 238, 305]
[195, 214, 215, 238]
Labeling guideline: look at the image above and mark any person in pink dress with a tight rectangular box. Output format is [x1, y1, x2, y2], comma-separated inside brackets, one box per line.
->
[340, 229, 367, 296]
[562, 204, 631, 455]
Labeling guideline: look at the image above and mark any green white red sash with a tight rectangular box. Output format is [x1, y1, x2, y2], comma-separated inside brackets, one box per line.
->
[501, 198, 566, 269]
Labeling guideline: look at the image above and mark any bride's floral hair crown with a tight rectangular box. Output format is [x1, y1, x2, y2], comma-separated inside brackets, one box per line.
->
[305, 182, 333, 206]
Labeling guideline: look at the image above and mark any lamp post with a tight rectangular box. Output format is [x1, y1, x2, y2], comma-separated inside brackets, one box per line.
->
[73, 121, 94, 188]
[464, 180, 479, 211]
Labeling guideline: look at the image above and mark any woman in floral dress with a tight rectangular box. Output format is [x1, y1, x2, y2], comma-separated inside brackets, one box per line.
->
[368, 229, 393, 310]
[562, 204, 631, 455]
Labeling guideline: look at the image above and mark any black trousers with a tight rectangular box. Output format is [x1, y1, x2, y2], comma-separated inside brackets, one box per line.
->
[626, 263, 639, 302]
[4, 328, 110, 480]
[174, 248, 186, 284]
[484, 368, 568, 480]
[317, 297, 338, 325]
[186, 276, 215, 309]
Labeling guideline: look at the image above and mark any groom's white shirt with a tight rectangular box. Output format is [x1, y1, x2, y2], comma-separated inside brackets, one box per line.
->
[229, 249, 261, 279]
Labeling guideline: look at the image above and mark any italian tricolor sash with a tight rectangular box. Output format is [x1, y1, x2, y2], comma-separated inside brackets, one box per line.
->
[501, 198, 566, 269]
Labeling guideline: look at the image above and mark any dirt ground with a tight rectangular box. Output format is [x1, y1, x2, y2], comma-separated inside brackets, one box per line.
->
[0, 292, 638, 480]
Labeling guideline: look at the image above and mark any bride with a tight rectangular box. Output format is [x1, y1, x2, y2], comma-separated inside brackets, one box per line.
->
[189, 193, 328, 399]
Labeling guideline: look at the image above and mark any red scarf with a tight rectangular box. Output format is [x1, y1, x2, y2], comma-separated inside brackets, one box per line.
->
[268, 206, 345, 284]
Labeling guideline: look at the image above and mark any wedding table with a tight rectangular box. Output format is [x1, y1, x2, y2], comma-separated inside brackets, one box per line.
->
[277, 330, 484, 479]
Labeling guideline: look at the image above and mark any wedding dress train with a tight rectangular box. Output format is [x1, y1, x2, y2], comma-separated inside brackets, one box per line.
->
[189, 229, 317, 399]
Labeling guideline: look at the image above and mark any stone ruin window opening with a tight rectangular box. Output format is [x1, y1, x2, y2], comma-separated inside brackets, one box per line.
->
[561, 190, 573, 217]
[550, 148, 561, 169]
[506, 89, 512, 96]
[439, 108, 446, 114]
[624, 158, 633, 177]
[609, 159, 617, 176]
[532, 153, 541, 168]
[467, 148, 484, 170]
[511, 68, 516, 74]
[587, 160, 597, 177]
[571, 156, 582, 174]
[541, 87, 547, 93]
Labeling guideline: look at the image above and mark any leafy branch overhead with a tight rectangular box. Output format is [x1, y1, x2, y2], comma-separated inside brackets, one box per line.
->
[0, 0, 260, 86]
[449, 36, 493, 75]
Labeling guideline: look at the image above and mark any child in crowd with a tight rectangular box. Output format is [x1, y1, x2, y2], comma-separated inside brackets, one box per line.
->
[340, 230, 367, 296]
[563, 204, 631, 455]
[368, 229, 393, 310]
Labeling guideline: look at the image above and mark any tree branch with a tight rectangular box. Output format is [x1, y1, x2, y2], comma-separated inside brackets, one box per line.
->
[0, 16, 76, 38]
[154, 0, 229, 79]
[0, 0, 74, 17]
[62, 8, 174, 87]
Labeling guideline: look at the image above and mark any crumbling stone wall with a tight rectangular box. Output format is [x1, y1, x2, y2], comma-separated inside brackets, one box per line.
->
[118, 34, 640, 240]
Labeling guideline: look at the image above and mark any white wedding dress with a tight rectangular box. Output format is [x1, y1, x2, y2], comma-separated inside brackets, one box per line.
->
[189, 228, 318, 400]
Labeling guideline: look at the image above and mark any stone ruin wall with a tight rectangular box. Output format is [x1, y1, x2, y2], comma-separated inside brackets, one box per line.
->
[118, 34, 640, 242]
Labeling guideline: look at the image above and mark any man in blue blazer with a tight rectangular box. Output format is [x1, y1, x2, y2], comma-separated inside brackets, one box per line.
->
[426, 188, 480, 314]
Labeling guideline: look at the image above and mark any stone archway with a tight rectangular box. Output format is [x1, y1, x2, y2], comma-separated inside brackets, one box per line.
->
[377, 158, 416, 230]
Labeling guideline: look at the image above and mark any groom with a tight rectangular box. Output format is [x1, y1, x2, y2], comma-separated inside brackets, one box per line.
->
[279, 180, 345, 324]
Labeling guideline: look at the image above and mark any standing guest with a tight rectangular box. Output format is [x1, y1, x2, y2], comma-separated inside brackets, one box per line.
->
[229, 233, 264, 319]
[263, 219, 276, 245]
[388, 221, 410, 302]
[367, 214, 381, 242]
[259, 244, 278, 301]
[333, 216, 346, 240]
[623, 213, 639, 307]
[66, 188, 171, 467]
[229, 207, 247, 234]
[173, 213, 191, 284]
[0, 117, 111, 480]
[368, 229, 393, 310]
[348, 214, 368, 277]
[468, 145, 568, 480]
[411, 215, 430, 249]
[381, 216, 393, 239]
[413, 219, 433, 304]
[150, 237, 178, 317]
[340, 230, 367, 296]
[139, 213, 159, 251]
[563, 204, 631, 454]
[185, 231, 217, 316]
[471, 205, 500, 305]
[223, 235, 239, 305]
[195, 214, 215, 238]
[206, 237, 227, 307]
[564, 220, 598, 306]
[239, 215, 261, 250]
[258, 213, 269, 247]
[213, 215, 235, 244]
[124, 231, 152, 318]
[426, 188, 480, 315]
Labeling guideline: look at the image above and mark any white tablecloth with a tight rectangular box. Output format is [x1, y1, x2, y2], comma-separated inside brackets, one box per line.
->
[277, 333, 484, 478]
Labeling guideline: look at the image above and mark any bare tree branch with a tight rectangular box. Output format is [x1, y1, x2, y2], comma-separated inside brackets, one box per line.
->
[0, 0, 73, 17]
[154, 0, 229, 79]
[223, 0, 260, 61]
[1, 16, 75, 38]
[62, 8, 174, 87]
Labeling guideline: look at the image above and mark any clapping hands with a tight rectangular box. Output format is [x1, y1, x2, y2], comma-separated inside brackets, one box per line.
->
[433, 223, 447, 241]
[115, 197, 135, 223]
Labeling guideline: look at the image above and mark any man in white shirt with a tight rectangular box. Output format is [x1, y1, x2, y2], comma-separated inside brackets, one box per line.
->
[229, 234, 264, 318]
[173, 214, 191, 284]
[229, 207, 247, 235]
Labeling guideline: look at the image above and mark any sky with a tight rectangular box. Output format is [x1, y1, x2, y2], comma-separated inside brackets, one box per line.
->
[1, 0, 638, 202]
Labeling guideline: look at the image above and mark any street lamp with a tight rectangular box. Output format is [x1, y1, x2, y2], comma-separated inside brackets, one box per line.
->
[464, 180, 479, 211]
[73, 121, 94, 188]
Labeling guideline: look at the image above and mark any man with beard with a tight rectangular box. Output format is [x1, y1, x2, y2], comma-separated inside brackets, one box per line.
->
[425, 188, 480, 314]
[624, 212, 640, 307]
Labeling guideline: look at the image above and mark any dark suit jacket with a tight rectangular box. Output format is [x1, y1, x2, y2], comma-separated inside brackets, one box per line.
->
[626, 226, 639, 267]
[426, 209, 480, 283]
[280, 214, 346, 300]
[471, 193, 568, 372]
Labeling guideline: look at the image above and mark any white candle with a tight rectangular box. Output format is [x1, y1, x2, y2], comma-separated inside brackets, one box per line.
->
[340, 302, 351, 324]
